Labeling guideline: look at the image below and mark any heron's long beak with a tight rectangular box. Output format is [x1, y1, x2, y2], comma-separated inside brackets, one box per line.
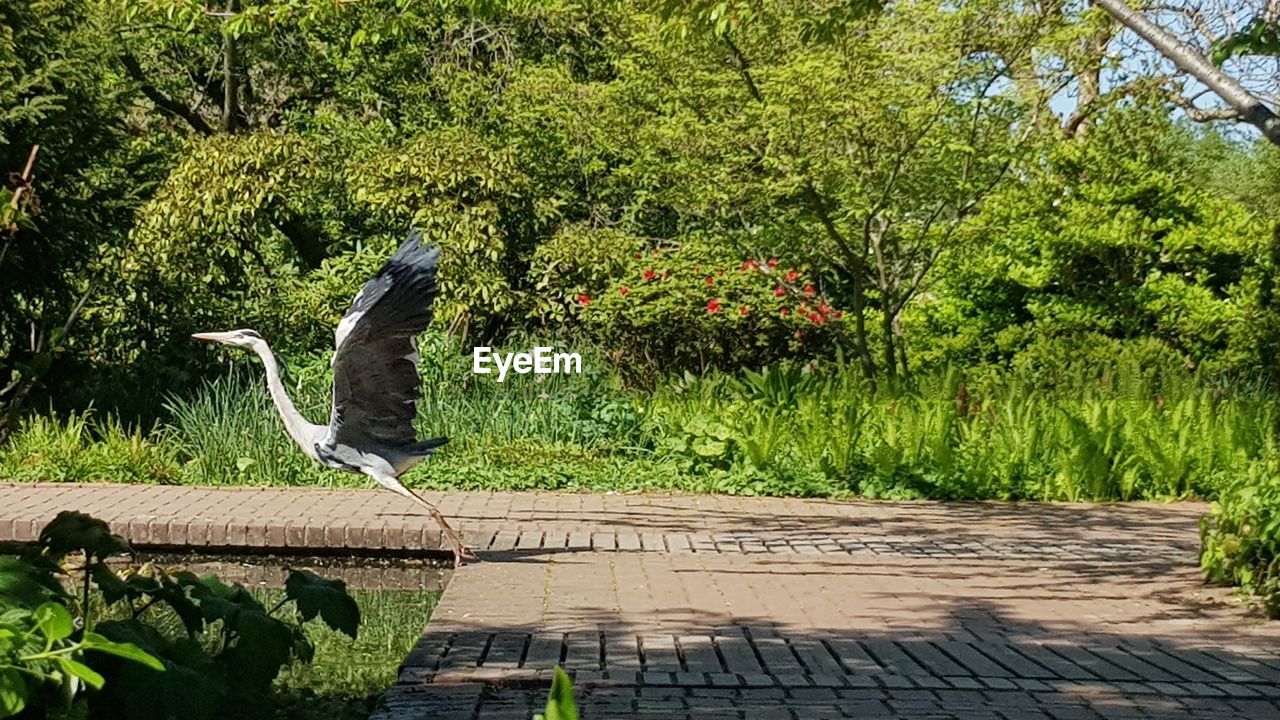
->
[192, 331, 236, 343]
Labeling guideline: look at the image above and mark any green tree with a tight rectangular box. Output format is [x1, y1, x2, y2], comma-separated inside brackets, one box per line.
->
[0, 0, 167, 435]
[922, 107, 1270, 376]
[548, 0, 1048, 377]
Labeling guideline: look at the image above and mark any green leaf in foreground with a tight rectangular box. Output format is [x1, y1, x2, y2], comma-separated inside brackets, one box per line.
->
[284, 570, 360, 638]
[83, 632, 166, 671]
[0, 668, 25, 717]
[57, 658, 105, 689]
[38, 511, 130, 561]
[541, 665, 579, 720]
[33, 602, 73, 642]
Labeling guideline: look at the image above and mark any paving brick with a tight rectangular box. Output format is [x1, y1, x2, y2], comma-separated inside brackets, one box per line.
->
[865, 639, 930, 677]
[563, 632, 601, 671]
[523, 632, 563, 668]
[678, 634, 721, 673]
[935, 642, 1013, 678]
[4, 486, 1279, 719]
[717, 629, 764, 675]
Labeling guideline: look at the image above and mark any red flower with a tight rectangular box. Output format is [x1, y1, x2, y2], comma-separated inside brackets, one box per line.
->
[774, 286, 786, 297]
[578, 293, 592, 306]
[807, 311, 825, 324]
[785, 270, 800, 282]
[767, 258, 779, 268]
[794, 330, 804, 340]
[706, 298, 721, 313]
[619, 286, 630, 296]
[633, 253, 642, 260]
[832, 310, 843, 320]
[738, 305, 751, 316]
[705, 275, 715, 286]
[740, 259, 759, 271]
[780, 307, 791, 317]
[818, 304, 831, 315]
[803, 284, 816, 297]
[642, 268, 657, 282]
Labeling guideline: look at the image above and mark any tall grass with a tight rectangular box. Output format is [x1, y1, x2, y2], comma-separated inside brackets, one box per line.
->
[4, 335, 1277, 503]
[164, 371, 332, 487]
[413, 332, 645, 452]
[644, 361, 1280, 501]
[160, 334, 650, 490]
[0, 410, 180, 484]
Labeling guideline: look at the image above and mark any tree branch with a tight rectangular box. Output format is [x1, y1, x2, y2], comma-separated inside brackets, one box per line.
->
[1093, 0, 1280, 145]
[119, 52, 214, 136]
[722, 32, 764, 103]
[1176, 100, 1243, 121]
[1063, 75, 1170, 136]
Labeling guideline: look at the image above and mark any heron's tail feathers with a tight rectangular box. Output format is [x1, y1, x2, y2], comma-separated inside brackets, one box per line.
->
[409, 437, 449, 456]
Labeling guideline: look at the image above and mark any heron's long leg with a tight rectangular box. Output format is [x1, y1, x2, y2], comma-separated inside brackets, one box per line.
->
[377, 476, 477, 566]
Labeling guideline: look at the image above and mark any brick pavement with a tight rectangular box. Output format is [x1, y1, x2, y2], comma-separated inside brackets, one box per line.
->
[0, 484, 1278, 718]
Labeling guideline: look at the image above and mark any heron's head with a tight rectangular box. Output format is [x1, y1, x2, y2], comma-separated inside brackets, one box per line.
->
[192, 328, 263, 349]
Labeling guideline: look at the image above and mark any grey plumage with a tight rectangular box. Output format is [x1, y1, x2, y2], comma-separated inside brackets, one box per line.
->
[322, 233, 447, 471]
[193, 231, 475, 564]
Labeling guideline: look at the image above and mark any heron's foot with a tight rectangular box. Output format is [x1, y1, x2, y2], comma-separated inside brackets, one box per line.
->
[442, 526, 478, 567]
[452, 543, 479, 567]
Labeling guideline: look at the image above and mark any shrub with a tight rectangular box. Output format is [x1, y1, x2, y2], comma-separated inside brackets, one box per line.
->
[0, 511, 360, 720]
[581, 238, 847, 378]
[1201, 460, 1280, 617]
[525, 223, 648, 325]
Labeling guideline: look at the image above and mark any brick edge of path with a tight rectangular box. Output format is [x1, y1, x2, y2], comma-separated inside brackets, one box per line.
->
[0, 482, 1210, 558]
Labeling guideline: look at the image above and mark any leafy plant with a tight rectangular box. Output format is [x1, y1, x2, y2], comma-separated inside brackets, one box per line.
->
[0, 513, 163, 718]
[1201, 460, 1280, 617]
[0, 511, 362, 720]
[533, 666, 579, 720]
[0, 599, 163, 718]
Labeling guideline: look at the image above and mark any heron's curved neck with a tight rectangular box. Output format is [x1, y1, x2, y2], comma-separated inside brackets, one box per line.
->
[251, 340, 317, 455]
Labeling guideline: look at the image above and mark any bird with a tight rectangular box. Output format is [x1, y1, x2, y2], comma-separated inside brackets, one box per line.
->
[192, 230, 477, 565]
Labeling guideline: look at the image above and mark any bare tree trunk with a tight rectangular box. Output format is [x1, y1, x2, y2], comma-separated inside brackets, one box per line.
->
[1093, 0, 1280, 145]
[840, 263, 877, 380]
[896, 325, 909, 376]
[222, 0, 241, 133]
[1072, 5, 1112, 139]
[880, 297, 897, 380]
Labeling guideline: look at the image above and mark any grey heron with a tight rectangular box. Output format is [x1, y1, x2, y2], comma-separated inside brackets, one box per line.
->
[193, 231, 477, 565]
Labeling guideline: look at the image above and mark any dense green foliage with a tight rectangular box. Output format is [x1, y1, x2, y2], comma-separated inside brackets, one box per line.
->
[1201, 465, 1280, 618]
[0, 512, 365, 719]
[4, 0, 1273, 404]
[5, 342, 1277, 504]
[4, 0, 1280, 616]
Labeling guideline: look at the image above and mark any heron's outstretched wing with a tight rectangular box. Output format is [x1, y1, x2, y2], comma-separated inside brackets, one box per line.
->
[326, 231, 440, 450]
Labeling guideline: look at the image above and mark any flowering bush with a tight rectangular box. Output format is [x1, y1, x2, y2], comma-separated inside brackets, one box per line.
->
[525, 223, 648, 324]
[580, 238, 846, 376]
